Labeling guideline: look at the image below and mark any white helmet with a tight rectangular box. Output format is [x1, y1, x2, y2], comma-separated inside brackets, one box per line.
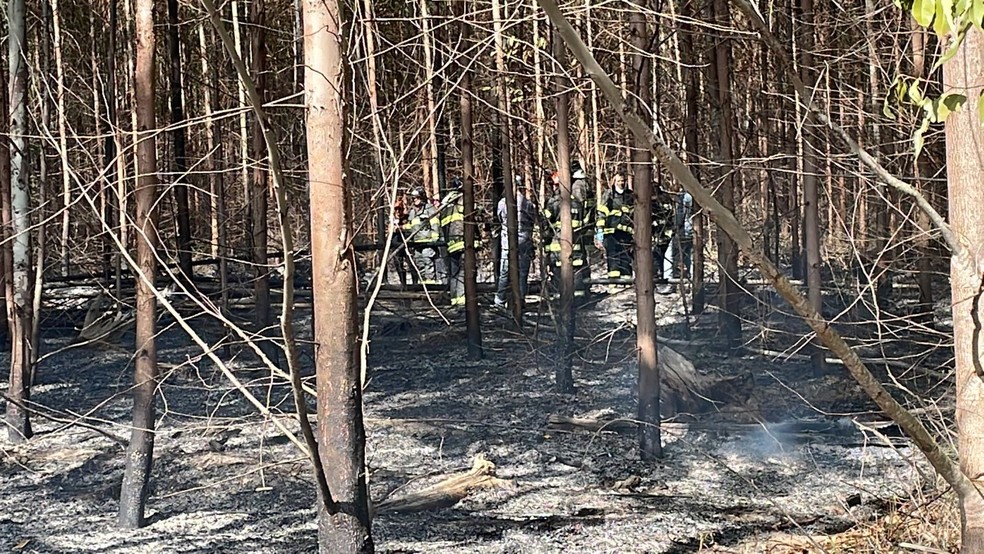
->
[573, 169, 586, 179]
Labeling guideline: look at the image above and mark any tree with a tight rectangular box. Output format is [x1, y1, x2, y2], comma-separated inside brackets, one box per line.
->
[707, 0, 741, 348]
[554, 25, 575, 393]
[629, 4, 661, 459]
[797, 0, 826, 374]
[119, 0, 161, 527]
[459, 0, 483, 361]
[943, 26, 984, 552]
[250, 0, 273, 361]
[167, 0, 194, 283]
[6, 0, 32, 444]
[303, 0, 374, 549]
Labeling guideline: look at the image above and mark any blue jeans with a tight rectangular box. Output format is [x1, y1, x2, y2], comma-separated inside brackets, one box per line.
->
[495, 241, 533, 305]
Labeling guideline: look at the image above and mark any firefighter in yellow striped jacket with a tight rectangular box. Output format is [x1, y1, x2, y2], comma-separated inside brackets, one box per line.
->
[594, 173, 634, 280]
[543, 169, 590, 294]
[403, 186, 443, 285]
[439, 177, 477, 306]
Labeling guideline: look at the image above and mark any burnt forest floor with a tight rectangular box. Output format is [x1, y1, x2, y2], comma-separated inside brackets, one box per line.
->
[0, 269, 956, 553]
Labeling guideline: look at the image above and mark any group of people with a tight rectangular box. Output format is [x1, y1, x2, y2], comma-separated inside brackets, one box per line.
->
[388, 161, 695, 308]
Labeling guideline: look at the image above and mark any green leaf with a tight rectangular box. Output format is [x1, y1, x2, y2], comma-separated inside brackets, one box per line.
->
[933, 31, 967, 70]
[978, 90, 984, 125]
[973, 0, 984, 27]
[909, 78, 925, 104]
[940, 92, 967, 118]
[941, 0, 957, 30]
[913, 116, 931, 159]
[935, 0, 952, 35]
[913, 0, 936, 26]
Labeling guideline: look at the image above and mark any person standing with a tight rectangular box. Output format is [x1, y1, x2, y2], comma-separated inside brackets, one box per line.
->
[403, 186, 441, 284]
[595, 172, 634, 281]
[652, 186, 676, 294]
[494, 177, 536, 307]
[440, 177, 475, 307]
[673, 188, 694, 279]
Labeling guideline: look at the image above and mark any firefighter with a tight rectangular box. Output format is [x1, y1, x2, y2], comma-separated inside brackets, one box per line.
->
[494, 176, 537, 308]
[595, 172, 634, 281]
[439, 177, 476, 307]
[652, 185, 676, 294]
[403, 186, 441, 285]
[388, 195, 410, 287]
[543, 169, 589, 295]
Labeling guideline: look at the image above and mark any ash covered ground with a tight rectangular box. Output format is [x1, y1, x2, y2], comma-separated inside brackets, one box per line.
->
[0, 285, 933, 553]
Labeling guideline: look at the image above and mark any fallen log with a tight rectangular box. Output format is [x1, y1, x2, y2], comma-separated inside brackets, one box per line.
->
[373, 454, 508, 515]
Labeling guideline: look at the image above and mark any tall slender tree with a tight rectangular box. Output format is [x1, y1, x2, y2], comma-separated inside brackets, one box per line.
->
[167, 0, 194, 283]
[6, 0, 32, 443]
[944, 27, 984, 551]
[250, 0, 272, 359]
[459, 0, 483, 361]
[630, 4, 661, 459]
[708, 0, 741, 348]
[303, 0, 373, 549]
[554, 25, 575, 393]
[798, 0, 825, 373]
[119, 0, 161, 527]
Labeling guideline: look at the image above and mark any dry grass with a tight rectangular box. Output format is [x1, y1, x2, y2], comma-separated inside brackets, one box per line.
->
[712, 483, 959, 553]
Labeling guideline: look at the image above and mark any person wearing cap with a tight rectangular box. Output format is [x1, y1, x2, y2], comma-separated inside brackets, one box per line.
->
[595, 172, 634, 281]
[494, 175, 536, 307]
[403, 186, 442, 285]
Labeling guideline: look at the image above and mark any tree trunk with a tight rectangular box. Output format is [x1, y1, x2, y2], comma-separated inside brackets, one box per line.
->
[459, 0, 483, 361]
[119, 0, 160, 527]
[708, 0, 741, 348]
[491, 0, 523, 324]
[6, 0, 32, 444]
[50, 0, 71, 278]
[303, 0, 374, 550]
[554, 25, 575, 394]
[420, 0, 440, 198]
[630, 5, 661, 459]
[910, 24, 933, 320]
[167, 0, 194, 283]
[798, 0, 825, 374]
[0, 54, 10, 348]
[250, 0, 272, 359]
[681, 0, 704, 314]
[943, 28, 984, 552]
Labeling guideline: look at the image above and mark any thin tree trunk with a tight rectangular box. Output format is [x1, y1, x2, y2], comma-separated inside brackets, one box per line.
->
[119, 0, 160, 527]
[303, 0, 374, 548]
[491, 0, 523, 324]
[420, 0, 440, 198]
[681, 0, 704, 313]
[864, 0, 890, 304]
[199, 23, 229, 334]
[0, 56, 10, 348]
[49, 0, 71, 279]
[910, 23, 933, 319]
[798, 0, 825, 374]
[630, 5, 661, 459]
[532, 0, 546, 202]
[943, 28, 984, 551]
[554, 24, 575, 394]
[6, 0, 32, 444]
[709, 0, 741, 348]
[459, 0, 483, 361]
[168, 0, 194, 283]
[250, 0, 272, 358]
[232, 1, 249, 201]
